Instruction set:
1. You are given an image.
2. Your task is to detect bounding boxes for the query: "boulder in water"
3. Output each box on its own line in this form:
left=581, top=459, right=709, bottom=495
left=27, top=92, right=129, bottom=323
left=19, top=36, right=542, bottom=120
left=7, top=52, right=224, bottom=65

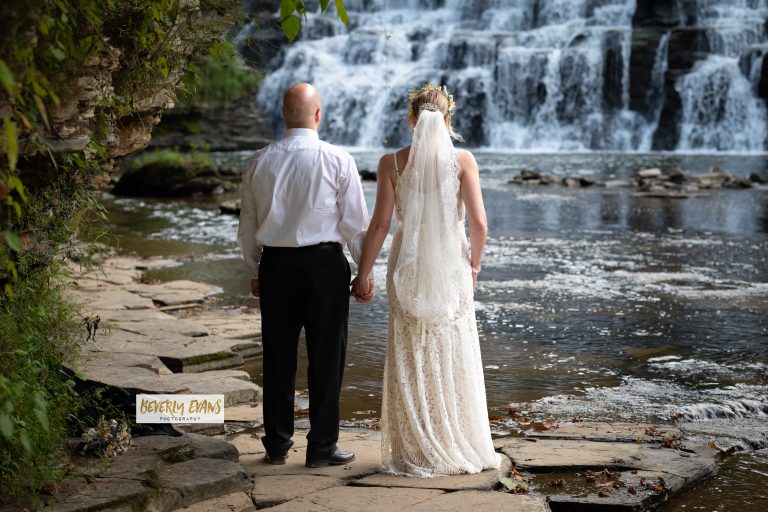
left=113, top=151, right=236, bottom=197
left=638, top=168, right=662, bottom=178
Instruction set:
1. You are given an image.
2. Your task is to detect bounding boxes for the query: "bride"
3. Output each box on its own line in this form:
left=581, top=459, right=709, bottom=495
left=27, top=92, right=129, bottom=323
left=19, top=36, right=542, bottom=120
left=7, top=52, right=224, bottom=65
left=351, top=84, right=501, bottom=477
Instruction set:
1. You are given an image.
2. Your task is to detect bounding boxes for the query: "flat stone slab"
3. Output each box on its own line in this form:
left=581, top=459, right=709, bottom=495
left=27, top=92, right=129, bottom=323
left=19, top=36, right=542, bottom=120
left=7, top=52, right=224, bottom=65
left=352, top=454, right=512, bottom=491
left=156, top=457, right=250, bottom=508
left=238, top=431, right=382, bottom=481
left=224, top=402, right=264, bottom=423
left=69, top=287, right=155, bottom=310
left=251, top=475, right=345, bottom=508
left=298, top=486, right=445, bottom=512
left=73, top=350, right=173, bottom=376
left=43, top=478, right=149, bottom=512
left=184, top=309, right=262, bottom=340
left=171, top=491, right=256, bottom=512
left=112, top=318, right=209, bottom=337
left=124, top=280, right=220, bottom=306
left=257, top=499, right=335, bottom=511
left=66, top=364, right=261, bottom=406
left=495, top=438, right=718, bottom=477
left=91, top=330, right=259, bottom=372
left=409, top=490, right=550, bottom=512
left=524, top=421, right=684, bottom=444
left=496, top=437, right=718, bottom=511
left=86, top=308, right=178, bottom=322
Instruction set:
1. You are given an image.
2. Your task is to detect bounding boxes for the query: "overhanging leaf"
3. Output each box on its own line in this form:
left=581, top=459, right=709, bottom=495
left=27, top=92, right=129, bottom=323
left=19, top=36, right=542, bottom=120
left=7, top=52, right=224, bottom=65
left=0, top=412, right=13, bottom=439
left=280, top=0, right=297, bottom=20
left=3, top=118, right=18, bottom=171
left=281, top=15, right=301, bottom=42
left=0, top=60, right=14, bottom=97
left=19, top=430, right=31, bottom=453
left=335, top=0, right=349, bottom=25
left=320, top=0, right=330, bottom=12
left=3, top=231, right=22, bottom=252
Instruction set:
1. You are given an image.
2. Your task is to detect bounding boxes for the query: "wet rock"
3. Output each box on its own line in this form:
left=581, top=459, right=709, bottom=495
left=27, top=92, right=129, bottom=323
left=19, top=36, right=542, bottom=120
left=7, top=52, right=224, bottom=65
left=749, top=172, right=767, bottom=184
left=495, top=435, right=718, bottom=511
left=520, top=169, right=541, bottom=180
left=563, top=176, right=595, bottom=188
left=604, top=179, right=632, bottom=188
left=220, top=199, right=241, bottom=215
left=668, top=166, right=687, bottom=183
left=638, top=168, right=662, bottom=178
left=360, top=170, right=378, bottom=181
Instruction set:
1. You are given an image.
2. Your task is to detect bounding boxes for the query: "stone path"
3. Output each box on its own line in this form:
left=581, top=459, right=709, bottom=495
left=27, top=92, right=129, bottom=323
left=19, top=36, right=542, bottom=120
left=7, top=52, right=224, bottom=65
left=64, top=255, right=263, bottom=407
left=32, top=254, right=723, bottom=512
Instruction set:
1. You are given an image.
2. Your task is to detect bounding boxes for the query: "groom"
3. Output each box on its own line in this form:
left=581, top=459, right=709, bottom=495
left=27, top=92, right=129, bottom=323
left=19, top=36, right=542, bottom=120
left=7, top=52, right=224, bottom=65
left=237, top=83, right=372, bottom=467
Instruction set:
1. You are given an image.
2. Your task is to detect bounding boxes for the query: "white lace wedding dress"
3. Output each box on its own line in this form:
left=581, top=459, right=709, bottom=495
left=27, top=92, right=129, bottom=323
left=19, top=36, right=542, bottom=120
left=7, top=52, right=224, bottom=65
left=380, top=113, right=501, bottom=477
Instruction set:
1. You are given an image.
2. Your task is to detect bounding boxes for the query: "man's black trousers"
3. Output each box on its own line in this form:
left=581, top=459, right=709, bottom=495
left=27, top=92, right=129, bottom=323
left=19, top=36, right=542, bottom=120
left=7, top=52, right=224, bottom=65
left=258, top=242, right=350, bottom=459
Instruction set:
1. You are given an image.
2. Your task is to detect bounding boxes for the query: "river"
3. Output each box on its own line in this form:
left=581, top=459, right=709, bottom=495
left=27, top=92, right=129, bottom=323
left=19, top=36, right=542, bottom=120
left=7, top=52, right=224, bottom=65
left=100, top=151, right=768, bottom=510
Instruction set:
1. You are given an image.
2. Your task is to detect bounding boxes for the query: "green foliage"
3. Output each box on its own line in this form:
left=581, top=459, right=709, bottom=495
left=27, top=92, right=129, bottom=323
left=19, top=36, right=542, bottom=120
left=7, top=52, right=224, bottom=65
left=178, top=40, right=262, bottom=107
left=0, top=0, right=238, bottom=502
left=122, top=149, right=213, bottom=172
left=280, top=0, right=349, bottom=42
left=0, top=262, right=84, bottom=502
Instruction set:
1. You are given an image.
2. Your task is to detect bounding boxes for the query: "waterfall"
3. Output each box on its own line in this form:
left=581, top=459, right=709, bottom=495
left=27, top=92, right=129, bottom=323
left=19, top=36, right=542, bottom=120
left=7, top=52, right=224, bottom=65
left=248, top=0, right=768, bottom=151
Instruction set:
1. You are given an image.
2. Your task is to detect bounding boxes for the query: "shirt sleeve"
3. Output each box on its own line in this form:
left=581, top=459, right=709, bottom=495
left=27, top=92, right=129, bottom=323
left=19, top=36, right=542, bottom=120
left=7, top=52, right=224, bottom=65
left=336, top=154, right=370, bottom=269
left=237, top=158, right=262, bottom=279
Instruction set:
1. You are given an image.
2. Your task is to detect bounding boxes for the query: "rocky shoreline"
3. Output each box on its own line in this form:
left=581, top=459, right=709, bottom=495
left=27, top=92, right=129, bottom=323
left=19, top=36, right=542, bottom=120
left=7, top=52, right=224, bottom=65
left=509, top=165, right=768, bottom=197
left=10, top=253, right=729, bottom=512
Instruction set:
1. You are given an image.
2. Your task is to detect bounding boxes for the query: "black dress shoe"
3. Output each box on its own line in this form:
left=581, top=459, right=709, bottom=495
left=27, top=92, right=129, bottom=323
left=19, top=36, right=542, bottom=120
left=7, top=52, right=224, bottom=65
left=264, top=452, right=287, bottom=465
left=263, top=439, right=293, bottom=465
left=305, top=448, right=355, bottom=468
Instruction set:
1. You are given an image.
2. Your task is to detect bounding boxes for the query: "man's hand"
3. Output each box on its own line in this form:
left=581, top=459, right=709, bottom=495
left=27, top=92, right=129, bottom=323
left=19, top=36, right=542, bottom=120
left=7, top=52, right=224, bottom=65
left=251, top=278, right=259, bottom=297
left=350, top=275, right=374, bottom=303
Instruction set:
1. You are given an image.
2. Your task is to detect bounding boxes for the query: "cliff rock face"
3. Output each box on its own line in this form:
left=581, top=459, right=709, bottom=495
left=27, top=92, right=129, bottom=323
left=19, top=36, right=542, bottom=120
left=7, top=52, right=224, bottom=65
left=39, top=1, right=226, bottom=164
left=149, top=93, right=273, bottom=151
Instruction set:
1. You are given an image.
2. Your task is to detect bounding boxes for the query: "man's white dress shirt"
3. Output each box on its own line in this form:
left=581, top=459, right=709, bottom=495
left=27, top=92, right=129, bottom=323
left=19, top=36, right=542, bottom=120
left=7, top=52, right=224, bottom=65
left=237, top=128, right=370, bottom=278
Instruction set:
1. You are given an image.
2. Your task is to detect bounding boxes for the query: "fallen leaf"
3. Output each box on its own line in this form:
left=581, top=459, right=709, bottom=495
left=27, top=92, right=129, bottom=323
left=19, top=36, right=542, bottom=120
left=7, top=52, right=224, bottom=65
left=598, top=489, right=611, bottom=498
left=531, top=424, right=550, bottom=432
left=586, top=475, right=596, bottom=483
left=628, top=485, right=637, bottom=494
left=548, top=479, right=565, bottom=488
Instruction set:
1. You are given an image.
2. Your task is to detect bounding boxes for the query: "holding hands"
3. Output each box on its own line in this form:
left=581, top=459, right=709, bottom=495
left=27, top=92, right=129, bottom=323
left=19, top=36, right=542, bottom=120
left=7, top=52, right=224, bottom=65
left=351, top=275, right=374, bottom=303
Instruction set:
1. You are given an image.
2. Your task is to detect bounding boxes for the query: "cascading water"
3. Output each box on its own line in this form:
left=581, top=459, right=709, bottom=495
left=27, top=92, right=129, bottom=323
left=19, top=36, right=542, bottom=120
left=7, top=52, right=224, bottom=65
left=249, top=0, right=768, bottom=151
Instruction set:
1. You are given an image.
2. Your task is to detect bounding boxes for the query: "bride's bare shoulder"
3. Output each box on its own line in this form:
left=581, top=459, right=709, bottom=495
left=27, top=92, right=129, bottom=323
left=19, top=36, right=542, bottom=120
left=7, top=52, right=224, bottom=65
left=456, top=149, right=479, bottom=177
left=378, top=146, right=410, bottom=173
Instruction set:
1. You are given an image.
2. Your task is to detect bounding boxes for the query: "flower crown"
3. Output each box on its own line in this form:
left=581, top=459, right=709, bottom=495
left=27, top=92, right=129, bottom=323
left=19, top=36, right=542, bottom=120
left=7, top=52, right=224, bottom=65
left=407, top=83, right=457, bottom=117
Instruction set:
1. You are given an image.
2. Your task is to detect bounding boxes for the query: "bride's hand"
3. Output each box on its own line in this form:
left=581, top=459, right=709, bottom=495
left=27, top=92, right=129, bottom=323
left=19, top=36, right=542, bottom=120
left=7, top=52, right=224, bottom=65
left=472, top=271, right=477, bottom=290
left=351, top=274, right=374, bottom=303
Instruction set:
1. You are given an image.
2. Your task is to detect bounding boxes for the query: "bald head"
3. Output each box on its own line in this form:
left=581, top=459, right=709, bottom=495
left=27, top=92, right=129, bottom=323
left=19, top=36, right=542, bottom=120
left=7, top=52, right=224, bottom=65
left=283, top=83, right=321, bottom=129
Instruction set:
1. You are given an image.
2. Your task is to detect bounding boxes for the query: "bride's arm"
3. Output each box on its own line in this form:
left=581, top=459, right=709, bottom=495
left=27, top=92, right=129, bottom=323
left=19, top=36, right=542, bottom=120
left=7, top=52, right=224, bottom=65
left=352, top=153, right=396, bottom=300
left=459, top=150, right=488, bottom=288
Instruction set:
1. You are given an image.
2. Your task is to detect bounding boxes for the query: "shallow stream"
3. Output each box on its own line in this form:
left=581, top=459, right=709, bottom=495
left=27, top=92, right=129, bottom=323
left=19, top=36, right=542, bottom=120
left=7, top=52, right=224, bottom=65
left=101, top=151, right=768, bottom=509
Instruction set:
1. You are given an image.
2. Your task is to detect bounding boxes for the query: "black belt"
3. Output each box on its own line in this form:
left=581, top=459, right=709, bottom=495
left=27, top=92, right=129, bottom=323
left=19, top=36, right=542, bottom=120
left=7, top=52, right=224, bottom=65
left=262, top=242, right=341, bottom=253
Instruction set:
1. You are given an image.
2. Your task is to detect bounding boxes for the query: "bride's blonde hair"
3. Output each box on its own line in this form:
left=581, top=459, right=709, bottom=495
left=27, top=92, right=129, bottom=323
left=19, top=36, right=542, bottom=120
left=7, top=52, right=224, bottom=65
left=407, top=84, right=463, bottom=141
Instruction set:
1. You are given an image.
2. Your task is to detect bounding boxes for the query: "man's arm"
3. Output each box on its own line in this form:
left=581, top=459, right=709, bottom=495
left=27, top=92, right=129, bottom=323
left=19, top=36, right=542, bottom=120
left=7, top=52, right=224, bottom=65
left=237, top=160, right=262, bottom=294
left=337, top=154, right=370, bottom=267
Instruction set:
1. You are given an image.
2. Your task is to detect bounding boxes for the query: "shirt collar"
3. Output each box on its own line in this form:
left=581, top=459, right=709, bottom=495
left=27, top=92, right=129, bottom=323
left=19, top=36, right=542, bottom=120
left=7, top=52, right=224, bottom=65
left=283, top=128, right=319, bottom=140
